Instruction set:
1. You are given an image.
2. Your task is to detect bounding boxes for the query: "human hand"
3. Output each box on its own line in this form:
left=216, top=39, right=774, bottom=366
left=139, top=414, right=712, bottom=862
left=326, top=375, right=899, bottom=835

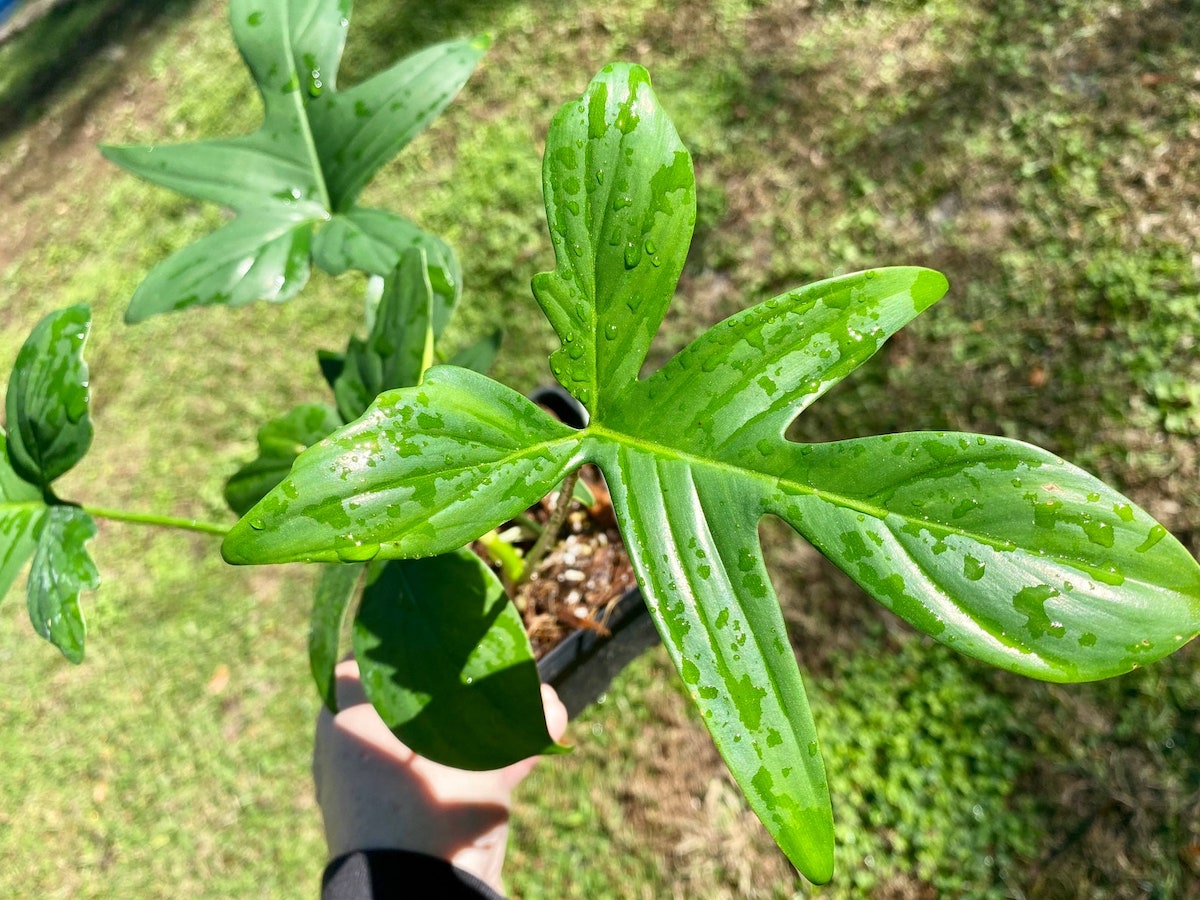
left=313, top=659, right=568, bottom=892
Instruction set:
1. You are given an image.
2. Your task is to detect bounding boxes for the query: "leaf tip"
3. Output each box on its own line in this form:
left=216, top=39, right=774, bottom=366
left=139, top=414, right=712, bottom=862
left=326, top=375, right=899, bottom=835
left=470, top=32, right=492, bottom=52
left=627, top=62, right=652, bottom=88
left=912, top=267, right=950, bottom=311
left=122, top=306, right=146, bottom=326
left=220, top=528, right=255, bottom=566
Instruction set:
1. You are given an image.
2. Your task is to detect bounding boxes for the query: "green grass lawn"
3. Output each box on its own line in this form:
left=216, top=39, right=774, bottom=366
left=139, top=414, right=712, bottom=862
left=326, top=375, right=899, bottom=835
left=1, top=0, right=1198, bottom=896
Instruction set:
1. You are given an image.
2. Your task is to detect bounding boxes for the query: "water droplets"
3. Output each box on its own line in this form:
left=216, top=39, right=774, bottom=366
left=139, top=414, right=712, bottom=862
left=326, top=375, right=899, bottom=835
left=623, top=242, right=642, bottom=269
left=335, top=541, right=380, bottom=563
left=681, top=658, right=700, bottom=685
left=1135, top=524, right=1167, bottom=553
left=303, top=54, right=324, bottom=97
left=962, top=555, right=986, bottom=581
left=952, top=497, right=980, bottom=519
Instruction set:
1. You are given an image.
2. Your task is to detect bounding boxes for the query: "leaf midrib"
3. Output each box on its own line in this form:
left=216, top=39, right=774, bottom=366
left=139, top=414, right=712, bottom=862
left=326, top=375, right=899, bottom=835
left=585, top=424, right=1045, bottom=561
left=277, top=0, right=332, bottom=211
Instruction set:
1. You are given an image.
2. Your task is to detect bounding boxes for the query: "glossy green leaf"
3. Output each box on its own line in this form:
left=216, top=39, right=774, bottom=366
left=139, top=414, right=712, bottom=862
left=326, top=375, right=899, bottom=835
left=353, top=550, right=563, bottom=771
left=597, top=443, right=832, bottom=875
left=310, top=562, right=364, bottom=712
left=223, top=366, right=582, bottom=565
left=307, top=34, right=490, bottom=211
left=530, top=63, right=695, bottom=417
left=118, top=212, right=314, bottom=322
left=771, top=434, right=1200, bottom=681
left=332, top=248, right=446, bottom=423
left=225, top=403, right=343, bottom=516
left=100, top=0, right=483, bottom=320
left=0, top=432, right=46, bottom=603
left=26, top=505, right=99, bottom=663
left=224, top=64, right=1200, bottom=882
left=5, top=305, right=93, bottom=488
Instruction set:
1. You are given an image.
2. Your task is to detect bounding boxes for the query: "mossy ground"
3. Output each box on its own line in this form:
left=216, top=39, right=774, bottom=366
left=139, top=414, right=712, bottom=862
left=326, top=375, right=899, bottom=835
left=1, top=0, right=1197, bottom=896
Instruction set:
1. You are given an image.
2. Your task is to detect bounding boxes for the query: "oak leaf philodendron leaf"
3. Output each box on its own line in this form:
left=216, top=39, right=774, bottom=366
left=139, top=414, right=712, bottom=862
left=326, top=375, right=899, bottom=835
left=101, top=0, right=482, bottom=321
left=223, top=65, right=1200, bottom=883
left=1, top=307, right=101, bottom=662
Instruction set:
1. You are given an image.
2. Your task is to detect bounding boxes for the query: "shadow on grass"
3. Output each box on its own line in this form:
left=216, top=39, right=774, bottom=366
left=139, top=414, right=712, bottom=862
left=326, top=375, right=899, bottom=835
left=0, top=0, right=201, bottom=136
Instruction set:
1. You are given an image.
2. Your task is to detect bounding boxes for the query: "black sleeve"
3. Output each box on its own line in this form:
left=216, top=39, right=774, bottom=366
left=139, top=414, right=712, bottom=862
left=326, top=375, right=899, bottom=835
left=321, top=849, right=508, bottom=900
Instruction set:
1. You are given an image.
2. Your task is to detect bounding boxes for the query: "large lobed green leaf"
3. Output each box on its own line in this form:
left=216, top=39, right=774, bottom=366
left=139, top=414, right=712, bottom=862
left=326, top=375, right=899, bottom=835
left=101, top=0, right=482, bottom=321
left=223, top=65, right=1200, bottom=883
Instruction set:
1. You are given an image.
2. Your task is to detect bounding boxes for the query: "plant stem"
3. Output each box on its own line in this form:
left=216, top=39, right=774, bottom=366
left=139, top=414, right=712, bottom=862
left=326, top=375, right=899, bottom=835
left=83, top=506, right=230, bottom=537
left=478, top=529, right=526, bottom=591
left=515, top=513, right=543, bottom=536
left=517, top=470, right=579, bottom=587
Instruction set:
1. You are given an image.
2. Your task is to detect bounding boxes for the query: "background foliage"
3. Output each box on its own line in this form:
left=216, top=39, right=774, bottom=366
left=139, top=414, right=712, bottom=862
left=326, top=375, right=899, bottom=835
left=0, top=0, right=1197, bottom=896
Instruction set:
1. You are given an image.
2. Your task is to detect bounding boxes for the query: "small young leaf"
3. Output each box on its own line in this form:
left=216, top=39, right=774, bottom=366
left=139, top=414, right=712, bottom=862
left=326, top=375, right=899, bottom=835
left=310, top=562, right=364, bottom=712
left=571, top=476, right=596, bottom=508
left=353, top=550, right=564, bottom=771
left=5, top=305, right=93, bottom=488
left=0, top=431, right=46, bottom=604
left=101, top=0, right=483, bottom=319
left=225, top=403, right=343, bottom=516
left=26, top=505, right=99, bottom=663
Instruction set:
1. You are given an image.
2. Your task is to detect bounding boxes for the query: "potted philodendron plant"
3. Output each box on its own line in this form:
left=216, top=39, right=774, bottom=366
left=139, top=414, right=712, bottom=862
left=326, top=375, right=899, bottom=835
left=222, top=63, right=1200, bottom=883
left=0, top=0, right=636, bottom=744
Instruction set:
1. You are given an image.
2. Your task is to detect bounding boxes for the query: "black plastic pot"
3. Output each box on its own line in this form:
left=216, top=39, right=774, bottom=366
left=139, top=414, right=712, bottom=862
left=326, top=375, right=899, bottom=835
left=537, top=586, right=659, bottom=718
left=527, top=385, right=659, bottom=717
